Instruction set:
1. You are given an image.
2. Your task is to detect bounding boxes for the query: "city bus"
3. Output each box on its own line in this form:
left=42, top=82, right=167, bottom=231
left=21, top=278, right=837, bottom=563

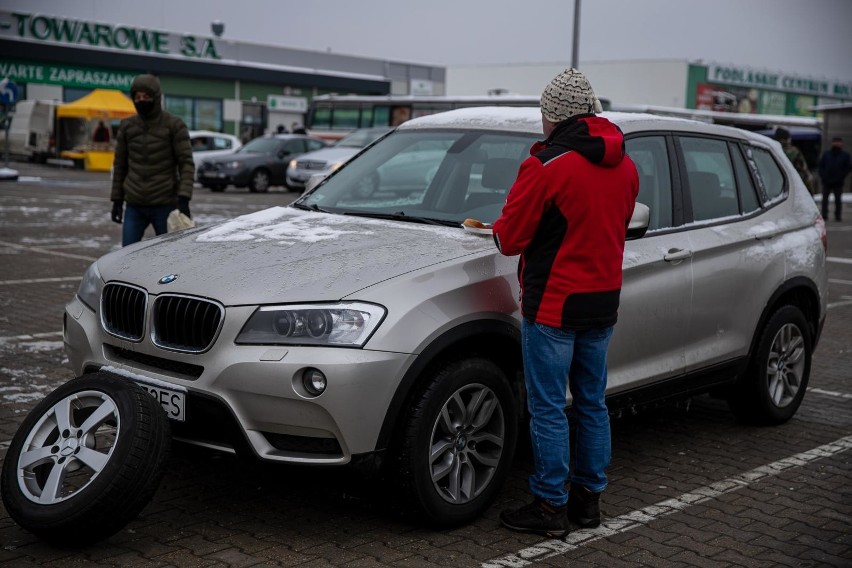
left=305, top=94, right=612, bottom=141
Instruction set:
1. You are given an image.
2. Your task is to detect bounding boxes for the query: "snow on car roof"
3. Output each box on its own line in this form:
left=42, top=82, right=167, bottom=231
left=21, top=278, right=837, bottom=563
left=397, top=106, right=758, bottom=140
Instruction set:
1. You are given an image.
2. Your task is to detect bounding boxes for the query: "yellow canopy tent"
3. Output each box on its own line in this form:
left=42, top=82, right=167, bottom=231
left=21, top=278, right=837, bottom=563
left=57, top=89, right=136, bottom=171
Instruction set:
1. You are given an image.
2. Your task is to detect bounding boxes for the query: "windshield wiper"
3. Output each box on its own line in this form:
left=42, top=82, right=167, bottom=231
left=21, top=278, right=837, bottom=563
left=292, top=202, right=330, bottom=213
left=343, top=211, right=458, bottom=227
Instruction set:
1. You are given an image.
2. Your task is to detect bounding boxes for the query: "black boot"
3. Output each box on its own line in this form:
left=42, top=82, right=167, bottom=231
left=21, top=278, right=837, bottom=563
left=500, top=497, right=569, bottom=538
left=567, top=484, right=601, bottom=528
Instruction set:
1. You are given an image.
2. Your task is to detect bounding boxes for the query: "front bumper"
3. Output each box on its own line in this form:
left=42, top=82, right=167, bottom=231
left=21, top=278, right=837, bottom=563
left=64, top=295, right=413, bottom=465
left=198, top=168, right=248, bottom=186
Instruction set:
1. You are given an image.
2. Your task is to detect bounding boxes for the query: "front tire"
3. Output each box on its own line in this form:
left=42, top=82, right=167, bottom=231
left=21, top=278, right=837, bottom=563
left=728, top=305, right=812, bottom=425
left=0, top=372, right=171, bottom=545
left=390, top=358, right=517, bottom=526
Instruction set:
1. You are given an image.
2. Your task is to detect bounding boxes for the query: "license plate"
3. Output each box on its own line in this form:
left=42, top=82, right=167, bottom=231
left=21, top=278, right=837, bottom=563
left=202, top=171, right=224, bottom=179
left=136, top=381, right=186, bottom=422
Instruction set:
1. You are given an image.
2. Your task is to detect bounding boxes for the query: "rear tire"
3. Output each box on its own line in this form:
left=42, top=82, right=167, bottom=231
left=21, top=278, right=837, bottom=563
left=0, top=371, right=171, bottom=545
left=727, top=305, right=812, bottom=425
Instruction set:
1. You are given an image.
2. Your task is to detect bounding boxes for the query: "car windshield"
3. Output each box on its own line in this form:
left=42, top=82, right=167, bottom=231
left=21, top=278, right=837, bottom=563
left=298, top=129, right=537, bottom=225
left=335, top=128, right=391, bottom=149
left=238, top=137, right=281, bottom=154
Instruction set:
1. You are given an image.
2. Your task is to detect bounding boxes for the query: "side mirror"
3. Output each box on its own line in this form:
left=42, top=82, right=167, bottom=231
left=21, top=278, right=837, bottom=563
left=278, top=150, right=290, bottom=159
left=626, top=202, right=650, bottom=240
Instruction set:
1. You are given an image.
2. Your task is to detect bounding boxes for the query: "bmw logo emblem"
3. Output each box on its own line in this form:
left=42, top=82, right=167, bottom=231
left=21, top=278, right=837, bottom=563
left=158, top=274, right=178, bottom=285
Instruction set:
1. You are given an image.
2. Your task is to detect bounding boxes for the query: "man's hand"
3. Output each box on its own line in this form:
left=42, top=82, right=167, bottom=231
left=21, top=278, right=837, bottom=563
left=111, top=200, right=123, bottom=224
left=177, top=196, right=191, bottom=218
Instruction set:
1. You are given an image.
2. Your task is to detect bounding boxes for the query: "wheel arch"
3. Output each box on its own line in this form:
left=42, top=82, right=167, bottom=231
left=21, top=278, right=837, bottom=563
left=740, top=276, right=822, bottom=383
left=375, top=319, right=523, bottom=452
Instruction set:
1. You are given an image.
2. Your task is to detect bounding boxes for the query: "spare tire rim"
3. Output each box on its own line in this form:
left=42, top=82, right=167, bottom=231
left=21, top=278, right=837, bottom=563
left=17, top=390, right=121, bottom=504
left=429, top=383, right=505, bottom=504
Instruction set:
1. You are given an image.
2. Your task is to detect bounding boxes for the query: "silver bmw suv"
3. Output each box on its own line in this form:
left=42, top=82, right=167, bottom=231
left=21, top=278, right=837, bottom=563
left=2, top=108, right=827, bottom=545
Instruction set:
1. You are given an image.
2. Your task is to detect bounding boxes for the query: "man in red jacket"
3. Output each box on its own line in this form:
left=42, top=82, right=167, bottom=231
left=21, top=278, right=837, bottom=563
left=495, top=68, right=639, bottom=538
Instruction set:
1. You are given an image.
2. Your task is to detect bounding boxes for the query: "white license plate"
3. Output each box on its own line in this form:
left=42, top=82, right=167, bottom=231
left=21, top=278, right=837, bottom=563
left=136, top=381, right=186, bottom=422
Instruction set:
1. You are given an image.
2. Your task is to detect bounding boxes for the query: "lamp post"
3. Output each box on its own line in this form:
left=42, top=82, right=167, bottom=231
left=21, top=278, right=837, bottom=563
left=571, top=0, right=581, bottom=70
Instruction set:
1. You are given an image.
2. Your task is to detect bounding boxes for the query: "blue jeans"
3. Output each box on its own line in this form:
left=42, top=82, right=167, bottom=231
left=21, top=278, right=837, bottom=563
left=122, top=204, right=173, bottom=246
left=521, top=318, right=613, bottom=506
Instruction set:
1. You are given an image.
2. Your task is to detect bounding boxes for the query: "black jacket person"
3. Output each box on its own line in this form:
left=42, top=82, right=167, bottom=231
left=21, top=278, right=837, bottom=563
left=110, top=74, right=195, bottom=246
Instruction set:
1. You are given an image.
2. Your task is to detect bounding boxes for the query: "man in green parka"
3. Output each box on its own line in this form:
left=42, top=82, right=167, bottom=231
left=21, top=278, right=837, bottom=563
left=110, top=74, right=195, bottom=246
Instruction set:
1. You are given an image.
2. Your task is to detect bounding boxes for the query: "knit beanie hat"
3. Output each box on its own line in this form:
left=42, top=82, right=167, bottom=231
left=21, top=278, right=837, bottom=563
left=540, top=68, right=603, bottom=123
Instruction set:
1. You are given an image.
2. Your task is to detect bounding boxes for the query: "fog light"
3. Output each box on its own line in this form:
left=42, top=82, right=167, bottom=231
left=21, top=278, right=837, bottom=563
left=302, top=368, right=327, bottom=396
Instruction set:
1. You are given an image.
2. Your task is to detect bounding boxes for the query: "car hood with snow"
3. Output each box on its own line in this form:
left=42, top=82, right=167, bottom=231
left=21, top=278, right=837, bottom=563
left=96, top=207, right=491, bottom=305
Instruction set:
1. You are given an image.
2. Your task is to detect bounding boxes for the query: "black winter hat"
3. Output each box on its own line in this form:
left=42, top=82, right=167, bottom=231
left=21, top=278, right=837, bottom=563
left=774, top=127, right=791, bottom=142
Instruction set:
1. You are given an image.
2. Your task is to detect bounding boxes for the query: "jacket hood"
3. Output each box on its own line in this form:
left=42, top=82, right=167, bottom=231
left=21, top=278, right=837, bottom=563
left=96, top=207, right=489, bottom=305
left=536, top=115, right=625, bottom=167
left=130, top=74, right=163, bottom=116
left=130, top=74, right=162, bottom=98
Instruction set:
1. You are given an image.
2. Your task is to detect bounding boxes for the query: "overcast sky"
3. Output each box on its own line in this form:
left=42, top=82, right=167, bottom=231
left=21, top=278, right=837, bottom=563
left=9, top=0, right=852, bottom=81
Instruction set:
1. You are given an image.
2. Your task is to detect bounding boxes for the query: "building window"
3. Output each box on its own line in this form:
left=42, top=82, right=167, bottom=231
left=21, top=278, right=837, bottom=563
left=195, top=99, right=222, bottom=131
left=165, top=96, right=223, bottom=131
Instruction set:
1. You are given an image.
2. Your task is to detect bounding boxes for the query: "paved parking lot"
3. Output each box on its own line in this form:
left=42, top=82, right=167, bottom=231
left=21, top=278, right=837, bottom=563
left=1, top=160, right=850, bottom=567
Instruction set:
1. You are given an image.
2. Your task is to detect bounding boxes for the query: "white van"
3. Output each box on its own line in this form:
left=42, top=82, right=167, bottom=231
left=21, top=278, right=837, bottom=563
left=7, top=99, right=58, bottom=162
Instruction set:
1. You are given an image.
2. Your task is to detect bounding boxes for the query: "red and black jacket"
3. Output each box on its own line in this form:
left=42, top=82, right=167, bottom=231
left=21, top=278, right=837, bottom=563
left=493, top=114, right=639, bottom=330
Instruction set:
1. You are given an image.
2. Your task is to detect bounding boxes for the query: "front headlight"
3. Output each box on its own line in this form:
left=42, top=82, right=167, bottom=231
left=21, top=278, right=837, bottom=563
left=226, top=160, right=241, bottom=169
left=288, top=159, right=297, bottom=170
left=236, top=302, right=386, bottom=347
left=76, top=261, right=103, bottom=310
left=328, top=161, right=345, bottom=173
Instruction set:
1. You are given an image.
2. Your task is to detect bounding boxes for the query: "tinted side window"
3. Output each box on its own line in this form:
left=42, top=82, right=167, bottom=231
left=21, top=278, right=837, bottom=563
left=625, top=136, right=673, bottom=231
left=283, top=140, right=306, bottom=155
left=307, top=139, right=326, bottom=152
left=191, top=136, right=211, bottom=152
left=678, top=137, right=739, bottom=222
left=730, top=144, right=760, bottom=214
left=212, top=136, right=232, bottom=150
left=748, top=146, right=785, bottom=201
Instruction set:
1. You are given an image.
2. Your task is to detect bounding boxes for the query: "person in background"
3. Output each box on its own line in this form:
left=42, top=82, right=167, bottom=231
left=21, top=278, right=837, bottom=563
left=276, top=124, right=287, bottom=134
left=818, top=137, right=852, bottom=222
left=92, top=120, right=111, bottom=145
left=492, top=68, right=639, bottom=538
left=774, top=127, right=813, bottom=192
left=110, top=74, right=194, bottom=246
left=291, top=122, right=307, bottom=134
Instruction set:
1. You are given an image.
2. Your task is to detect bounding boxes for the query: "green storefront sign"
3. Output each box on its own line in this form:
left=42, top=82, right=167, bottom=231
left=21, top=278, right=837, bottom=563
left=709, top=64, right=852, bottom=99
left=7, top=12, right=220, bottom=60
left=0, top=59, right=136, bottom=90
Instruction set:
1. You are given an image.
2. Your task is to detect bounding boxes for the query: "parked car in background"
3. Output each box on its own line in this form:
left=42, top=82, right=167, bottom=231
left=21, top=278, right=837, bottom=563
left=189, top=130, right=242, bottom=179
left=2, top=107, right=827, bottom=546
left=197, top=134, right=327, bottom=192
left=286, top=126, right=391, bottom=191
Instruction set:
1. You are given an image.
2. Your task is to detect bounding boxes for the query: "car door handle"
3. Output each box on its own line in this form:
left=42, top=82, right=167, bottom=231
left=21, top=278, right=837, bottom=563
left=664, top=248, right=693, bottom=262
left=753, top=230, right=779, bottom=241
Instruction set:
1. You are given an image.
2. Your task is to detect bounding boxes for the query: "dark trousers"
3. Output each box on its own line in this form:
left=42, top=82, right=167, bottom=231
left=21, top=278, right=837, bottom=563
left=821, top=184, right=844, bottom=221
left=122, top=204, right=172, bottom=246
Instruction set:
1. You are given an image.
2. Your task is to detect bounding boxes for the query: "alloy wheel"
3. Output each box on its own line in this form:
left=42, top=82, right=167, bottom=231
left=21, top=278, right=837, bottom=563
left=16, top=390, right=120, bottom=504
left=766, top=323, right=806, bottom=408
left=428, top=383, right=505, bottom=504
